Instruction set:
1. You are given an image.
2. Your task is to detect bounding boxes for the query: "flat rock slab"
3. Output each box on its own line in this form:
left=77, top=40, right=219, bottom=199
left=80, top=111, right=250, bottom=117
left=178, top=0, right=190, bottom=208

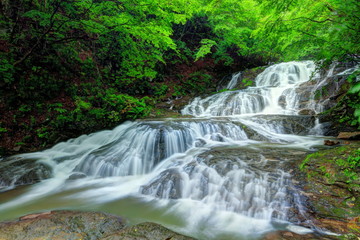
left=262, top=230, right=337, bottom=240
left=337, top=132, right=360, bottom=140
left=102, top=222, right=195, bottom=240
left=0, top=211, right=194, bottom=240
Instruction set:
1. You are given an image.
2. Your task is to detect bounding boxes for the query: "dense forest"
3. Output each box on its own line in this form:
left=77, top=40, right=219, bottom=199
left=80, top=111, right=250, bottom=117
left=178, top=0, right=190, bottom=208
left=0, top=0, right=359, bottom=154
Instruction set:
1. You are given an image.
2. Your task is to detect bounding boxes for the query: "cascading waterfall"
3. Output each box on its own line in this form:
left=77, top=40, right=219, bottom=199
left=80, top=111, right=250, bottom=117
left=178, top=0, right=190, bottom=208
left=1, top=61, right=352, bottom=240
left=226, top=72, right=242, bottom=89
left=182, top=61, right=316, bottom=116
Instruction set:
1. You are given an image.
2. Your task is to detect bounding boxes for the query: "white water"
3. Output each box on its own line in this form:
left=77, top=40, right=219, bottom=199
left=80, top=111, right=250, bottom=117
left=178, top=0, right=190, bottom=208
left=182, top=61, right=317, bottom=116
left=0, top=61, right=348, bottom=239
left=226, top=72, right=242, bottom=89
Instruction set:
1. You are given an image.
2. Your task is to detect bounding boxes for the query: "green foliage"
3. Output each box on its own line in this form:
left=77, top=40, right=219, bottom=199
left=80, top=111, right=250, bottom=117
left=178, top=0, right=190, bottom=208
left=348, top=70, right=360, bottom=126
left=75, top=99, right=92, bottom=110
left=153, top=83, right=169, bottom=97
left=301, top=145, right=360, bottom=186
left=241, top=78, right=254, bottom=87
left=204, top=0, right=261, bottom=56
left=336, top=149, right=360, bottom=183
left=195, top=39, right=217, bottom=61
left=254, top=0, right=360, bottom=62
left=36, top=127, right=50, bottom=139
left=50, top=87, right=152, bottom=132
left=172, top=85, right=185, bottom=97
left=19, top=105, right=32, bottom=113
left=216, top=88, right=231, bottom=94
left=0, top=58, right=14, bottom=84
left=324, top=70, right=360, bottom=129
left=1, top=0, right=359, bottom=153
left=183, top=71, right=212, bottom=94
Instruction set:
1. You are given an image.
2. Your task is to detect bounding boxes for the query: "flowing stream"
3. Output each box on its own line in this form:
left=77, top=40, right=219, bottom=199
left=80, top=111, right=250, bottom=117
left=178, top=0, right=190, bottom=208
left=0, top=61, right=350, bottom=239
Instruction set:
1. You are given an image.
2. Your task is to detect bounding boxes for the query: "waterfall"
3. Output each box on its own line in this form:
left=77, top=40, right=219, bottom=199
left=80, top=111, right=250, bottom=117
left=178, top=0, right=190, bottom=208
left=1, top=61, right=354, bottom=240
left=182, top=61, right=316, bottom=116
left=226, top=72, right=242, bottom=89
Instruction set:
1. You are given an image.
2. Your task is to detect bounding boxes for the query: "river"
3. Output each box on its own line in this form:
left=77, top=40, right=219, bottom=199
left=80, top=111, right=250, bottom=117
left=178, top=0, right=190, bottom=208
left=0, top=61, right=353, bottom=239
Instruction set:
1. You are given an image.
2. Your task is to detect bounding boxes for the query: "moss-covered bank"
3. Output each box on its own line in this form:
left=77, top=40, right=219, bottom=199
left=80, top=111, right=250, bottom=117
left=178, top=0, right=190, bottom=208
left=299, top=142, right=360, bottom=237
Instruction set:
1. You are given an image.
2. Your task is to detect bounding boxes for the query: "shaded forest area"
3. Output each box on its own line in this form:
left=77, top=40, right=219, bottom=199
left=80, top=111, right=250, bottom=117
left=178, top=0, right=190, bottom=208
left=0, top=0, right=359, bottom=155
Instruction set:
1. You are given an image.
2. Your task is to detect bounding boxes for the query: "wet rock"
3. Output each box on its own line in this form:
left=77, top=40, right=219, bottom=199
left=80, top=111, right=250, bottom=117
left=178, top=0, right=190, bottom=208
left=67, top=172, right=87, bottom=180
left=262, top=230, right=334, bottom=240
left=298, top=109, right=316, bottom=115
left=242, top=125, right=270, bottom=141
left=0, top=156, right=52, bottom=190
left=324, top=140, right=340, bottom=146
left=295, top=142, right=360, bottom=236
left=12, top=146, right=21, bottom=152
left=141, top=169, right=183, bottom=199
left=278, top=95, right=287, bottom=109
left=337, top=132, right=360, bottom=140
left=0, top=210, right=126, bottom=240
left=195, top=139, right=207, bottom=147
left=102, top=222, right=194, bottom=240
left=0, top=211, right=194, bottom=240
left=248, top=115, right=317, bottom=135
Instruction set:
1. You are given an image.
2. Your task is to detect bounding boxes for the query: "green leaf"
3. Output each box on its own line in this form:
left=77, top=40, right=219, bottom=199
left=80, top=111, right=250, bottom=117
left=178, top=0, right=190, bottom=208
left=194, top=39, right=217, bottom=61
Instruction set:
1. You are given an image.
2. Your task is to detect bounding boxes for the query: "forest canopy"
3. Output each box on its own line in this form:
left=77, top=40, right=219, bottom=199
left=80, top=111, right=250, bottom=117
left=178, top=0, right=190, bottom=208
left=1, top=0, right=358, bottom=81
left=0, top=0, right=359, bottom=153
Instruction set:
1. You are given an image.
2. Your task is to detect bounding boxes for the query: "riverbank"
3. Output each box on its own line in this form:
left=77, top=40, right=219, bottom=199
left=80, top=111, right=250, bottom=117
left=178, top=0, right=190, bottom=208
left=0, top=61, right=359, bottom=240
left=297, top=141, right=360, bottom=238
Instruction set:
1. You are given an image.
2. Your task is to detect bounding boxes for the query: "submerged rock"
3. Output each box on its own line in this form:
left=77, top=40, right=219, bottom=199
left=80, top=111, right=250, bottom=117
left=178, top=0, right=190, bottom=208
left=0, top=156, right=52, bottom=191
left=0, top=211, right=194, bottom=240
left=141, top=168, right=183, bottom=199
left=247, top=115, right=317, bottom=136
left=67, top=172, right=87, bottom=180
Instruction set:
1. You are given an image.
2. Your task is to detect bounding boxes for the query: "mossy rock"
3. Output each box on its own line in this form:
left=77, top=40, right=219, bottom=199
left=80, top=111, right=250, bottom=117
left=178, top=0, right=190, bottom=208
left=299, top=142, right=360, bottom=236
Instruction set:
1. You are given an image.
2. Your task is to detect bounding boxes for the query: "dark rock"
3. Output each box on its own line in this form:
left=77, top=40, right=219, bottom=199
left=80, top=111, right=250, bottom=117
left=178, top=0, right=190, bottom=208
left=324, top=140, right=340, bottom=146
left=278, top=95, right=287, bottom=109
left=0, top=156, right=52, bottom=190
left=141, top=168, right=183, bottom=199
left=298, top=109, right=316, bottom=115
left=67, top=172, right=87, bottom=180
left=247, top=115, right=317, bottom=135
left=12, top=146, right=21, bottom=152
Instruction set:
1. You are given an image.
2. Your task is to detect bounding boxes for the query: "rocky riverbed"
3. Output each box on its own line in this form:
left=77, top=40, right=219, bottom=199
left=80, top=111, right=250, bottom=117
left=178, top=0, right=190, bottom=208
left=0, top=141, right=358, bottom=240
